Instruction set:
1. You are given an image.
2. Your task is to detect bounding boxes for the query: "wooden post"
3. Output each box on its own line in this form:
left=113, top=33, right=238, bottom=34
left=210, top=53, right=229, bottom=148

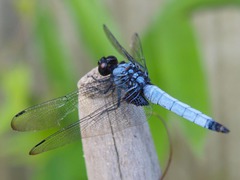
left=78, top=67, right=161, bottom=180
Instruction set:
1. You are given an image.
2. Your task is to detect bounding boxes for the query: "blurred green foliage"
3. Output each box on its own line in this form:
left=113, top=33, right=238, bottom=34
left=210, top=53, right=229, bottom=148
left=2, top=0, right=238, bottom=179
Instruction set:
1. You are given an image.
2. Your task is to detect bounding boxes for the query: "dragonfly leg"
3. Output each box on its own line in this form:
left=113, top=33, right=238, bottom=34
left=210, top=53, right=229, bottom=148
left=90, top=75, right=111, bottom=83
left=103, top=83, right=116, bottom=94
left=116, top=88, right=122, bottom=108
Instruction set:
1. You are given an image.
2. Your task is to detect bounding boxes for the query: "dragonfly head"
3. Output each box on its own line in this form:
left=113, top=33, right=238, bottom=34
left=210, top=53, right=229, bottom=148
left=98, top=56, right=118, bottom=76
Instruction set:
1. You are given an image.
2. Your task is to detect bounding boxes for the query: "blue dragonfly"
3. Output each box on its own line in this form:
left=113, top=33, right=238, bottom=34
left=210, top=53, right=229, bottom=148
left=11, top=25, right=229, bottom=155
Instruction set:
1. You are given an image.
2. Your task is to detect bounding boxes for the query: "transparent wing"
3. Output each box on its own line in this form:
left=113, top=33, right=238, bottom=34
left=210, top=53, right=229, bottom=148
left=130, top=33, right=148, bottom=74
left=11, top=75, right=108, bottom=132
left=103, top=25, right=135, bottom=63
left=11, top=90, right=79, bottom=131
left=29, top=100, right=119, bottom=155
left=30, top=97, right=147, bottom=155
left=29, top=121, right=81, bottom=155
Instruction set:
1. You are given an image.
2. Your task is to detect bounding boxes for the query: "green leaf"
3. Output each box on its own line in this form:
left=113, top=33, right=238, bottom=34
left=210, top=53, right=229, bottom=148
left=143, top=1, right=210, bottom=156
left=34, top=3, right=76, bottom=92
left=64, top=0, right=121, bottom=60
left=0, top=65, right=31, bottom=135
left=143, top=0, right=240, bottom=156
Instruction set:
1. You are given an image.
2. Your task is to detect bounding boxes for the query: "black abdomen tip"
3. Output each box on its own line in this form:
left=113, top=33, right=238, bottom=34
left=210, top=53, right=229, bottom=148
left=219, top=126, right=230, bottom=133
left=207, top=121, right=230, bottom=133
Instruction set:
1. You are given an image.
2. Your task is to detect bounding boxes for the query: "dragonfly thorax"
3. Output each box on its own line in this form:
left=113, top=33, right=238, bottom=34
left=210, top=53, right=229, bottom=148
left=112, top=62, right=150, bottom=90
left=112, top=62, right=150, bottom=106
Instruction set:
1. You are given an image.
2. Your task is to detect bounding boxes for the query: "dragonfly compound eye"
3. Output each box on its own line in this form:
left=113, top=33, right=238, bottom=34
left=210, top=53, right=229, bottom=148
left=98, top=56, right=118, bottom=76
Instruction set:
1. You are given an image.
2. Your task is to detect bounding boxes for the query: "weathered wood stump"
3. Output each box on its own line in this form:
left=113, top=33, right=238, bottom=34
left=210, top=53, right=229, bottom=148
left=78, top=67, right=161, bottom=180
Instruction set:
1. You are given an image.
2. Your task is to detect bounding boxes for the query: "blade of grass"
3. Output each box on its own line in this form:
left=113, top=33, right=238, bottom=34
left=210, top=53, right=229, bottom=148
left=144, top=1, right=210, bottom=156
left=34, top=3, right=76, bottom=92
left=144, top=0, right=240, bottom=156
left=64, top=0, right=120, bottom=60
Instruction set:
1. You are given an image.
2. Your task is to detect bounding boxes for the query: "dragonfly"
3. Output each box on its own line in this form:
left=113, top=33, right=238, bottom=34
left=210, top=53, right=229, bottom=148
left=11, top=25, right=229, bottom=155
